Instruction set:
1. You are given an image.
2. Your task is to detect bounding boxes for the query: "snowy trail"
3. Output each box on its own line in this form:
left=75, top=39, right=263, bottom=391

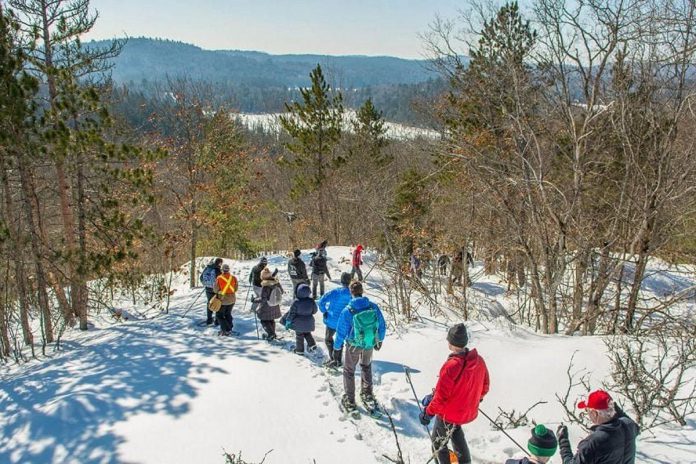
left=1, top=246, right=695, bottom=464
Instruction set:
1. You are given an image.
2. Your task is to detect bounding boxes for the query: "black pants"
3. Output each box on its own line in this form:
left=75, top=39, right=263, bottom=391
left=261, top=320, right=276, bottom=338
left=325, top=327, right=343, bottom=362
left=295, top=332, right=316, bottom=352
left=432, top=416, right=471, bottom=464
left=351, top=265, right=363, bottom=281
left=217, top=304, right=234, bottom=333
left=205, top=288, right=216, bottom=323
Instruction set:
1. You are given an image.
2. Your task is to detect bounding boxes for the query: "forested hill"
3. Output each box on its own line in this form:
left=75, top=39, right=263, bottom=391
left=92, top=37, right=438, bottom=87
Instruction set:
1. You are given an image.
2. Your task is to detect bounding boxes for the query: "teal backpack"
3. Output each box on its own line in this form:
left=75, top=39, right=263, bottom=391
left=350, top=305, right=379, bottom=349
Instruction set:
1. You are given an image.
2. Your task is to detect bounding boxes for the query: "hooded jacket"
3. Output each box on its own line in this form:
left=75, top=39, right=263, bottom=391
left=287, top=257, right=308, bottom=280
left=281, top=284, right=317, bottom=333
left=318, top=286, right=352, bottom=330
left=333, top=296, right=386, bottom=350
left=257, top=278, right=283, bottom=320
left=559, top=407, right=639, bottom=464
left=425, top=349, right=490, bottom=425
left=352, top=245, right=363, bottom=267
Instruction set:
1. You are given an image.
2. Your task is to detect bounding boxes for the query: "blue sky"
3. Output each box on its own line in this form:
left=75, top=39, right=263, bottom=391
left=84, top=0, right=464, bottom=58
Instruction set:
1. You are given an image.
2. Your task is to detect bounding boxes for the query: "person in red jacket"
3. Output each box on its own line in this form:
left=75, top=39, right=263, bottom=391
left=351, top=244, right=364, bottom=281
left=419, top=323, right=490, bottom=464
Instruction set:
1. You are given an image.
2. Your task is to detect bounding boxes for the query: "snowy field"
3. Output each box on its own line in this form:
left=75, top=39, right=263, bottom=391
left=1, top=247, right=694, bottom=464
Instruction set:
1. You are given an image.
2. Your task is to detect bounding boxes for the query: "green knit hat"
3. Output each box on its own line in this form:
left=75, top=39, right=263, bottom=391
left=527, top=424, right=558, bottom=457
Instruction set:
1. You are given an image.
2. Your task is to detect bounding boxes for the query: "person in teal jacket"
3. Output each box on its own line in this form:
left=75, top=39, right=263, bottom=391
left=334, top=281, right=386, bottom=412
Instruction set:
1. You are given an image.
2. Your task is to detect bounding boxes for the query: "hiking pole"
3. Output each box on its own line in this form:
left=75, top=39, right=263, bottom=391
left=181, top=288, right=206, bottom=318
left=478, top=408, right=530, bottom=456
left=403, top=366, right=432, bottom=439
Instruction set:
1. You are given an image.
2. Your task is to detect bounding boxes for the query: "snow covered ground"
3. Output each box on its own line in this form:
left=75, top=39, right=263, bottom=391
left=1, top=247, right=694, bottom=464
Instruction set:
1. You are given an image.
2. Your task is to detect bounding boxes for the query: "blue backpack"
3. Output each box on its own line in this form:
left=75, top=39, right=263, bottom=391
left=200, top=266, right=217, bottom=288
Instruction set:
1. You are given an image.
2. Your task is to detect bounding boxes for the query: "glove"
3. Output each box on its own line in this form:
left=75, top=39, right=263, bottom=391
left=421, top=394, right=433, bottom=408
left=323, top=312, right=328, bottom=321
left=557, top=425, right=568, bottom=441
left=419, top=410, right=433, bottom=426
left=374, top=341, right=382, bottom=351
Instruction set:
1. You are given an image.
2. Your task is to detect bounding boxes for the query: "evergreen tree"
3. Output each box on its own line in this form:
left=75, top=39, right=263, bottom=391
left=279, top=64, right=343, bottom=230
left=351, top=98, right=390, bottom=166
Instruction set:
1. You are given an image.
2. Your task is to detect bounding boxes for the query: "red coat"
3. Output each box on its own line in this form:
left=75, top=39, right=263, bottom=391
left=426, top=348, right=490, bottom=425
left=352, top=246, right=363, bottom=267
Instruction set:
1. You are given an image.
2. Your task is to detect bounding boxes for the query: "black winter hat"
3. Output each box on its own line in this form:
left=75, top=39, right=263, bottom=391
left=259, top=256, right=268, bottom=264
left=447, top=323, right=468, bottom=347
left=340, top=272, right=352, bottom=286
left=527, top=424, right=558, bottom=457
left=293, top=249, right=301, bottom=258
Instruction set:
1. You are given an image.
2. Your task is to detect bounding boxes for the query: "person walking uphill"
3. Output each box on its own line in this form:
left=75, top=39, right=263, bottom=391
left=256, top=267, right=284, bottom=341
left=200, top=258, right=223, bottom=325
left=287, top=249, right=309, bottom=296
left=557, top=390, right=639, bottom=464
left=248, top=256, right=267, bottom=313
left=351, top=244, right=364, bottom=282
left=334, top=281, right=386, bottom=414
left=420, top=323, right=490, bottom=464
left=309, top=251, right=331, bottom=299
left=280, top=283, right=317, bottom=354
left=213, top=264, right=238, bottom=336
left=318, top=272, right=353, bottom=367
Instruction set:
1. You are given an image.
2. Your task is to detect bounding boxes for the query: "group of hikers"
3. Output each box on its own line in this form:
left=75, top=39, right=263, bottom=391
left=198, top=242, right=639, bottom=464
left=410, top=247, right=475, bottom=289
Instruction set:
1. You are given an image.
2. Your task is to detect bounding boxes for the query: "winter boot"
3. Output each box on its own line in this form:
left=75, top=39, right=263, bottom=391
left=341, top=395, right=357, bottom=412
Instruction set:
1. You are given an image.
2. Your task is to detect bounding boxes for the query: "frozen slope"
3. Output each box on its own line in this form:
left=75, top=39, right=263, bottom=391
left=1, top=246, right=694, bottom=463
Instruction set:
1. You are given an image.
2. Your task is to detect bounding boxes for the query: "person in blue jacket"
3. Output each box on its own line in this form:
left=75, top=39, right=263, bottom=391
left=318, top=272, right=353, bottom=367
left=334, top=280, right=386, bottom=412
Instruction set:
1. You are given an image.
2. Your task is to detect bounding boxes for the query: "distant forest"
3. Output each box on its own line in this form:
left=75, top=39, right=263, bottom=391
left=93, top=37, right=447, bottom=126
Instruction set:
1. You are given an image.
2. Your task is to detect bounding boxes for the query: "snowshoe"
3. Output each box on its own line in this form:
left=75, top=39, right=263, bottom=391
left=340, top=395, right=360, bottom=419
left=360, top=392, right=382, bottom=419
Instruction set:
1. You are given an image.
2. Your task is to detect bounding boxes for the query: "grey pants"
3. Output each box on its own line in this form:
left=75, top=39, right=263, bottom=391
left=291, top=278, right=309, bottom=297
left=311, top=273, right=326, bottom=298
left=343, top=345, right=373, bottom=401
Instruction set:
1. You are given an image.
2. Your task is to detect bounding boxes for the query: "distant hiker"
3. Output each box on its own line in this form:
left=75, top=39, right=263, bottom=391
left=248, top=256, right=268, bottom=313
left=351, top=244, right=364, bottom=281
left=200, top=257, right=223, bottom=325
left=280, top=283, right=318, bottom=355
left=316, top=239, right=328, bottom=258
left=318, top=272, right=353, bottom=367
left=287, top=249, right=309, bottom=296
left=419, top=323, right=490, bottom=464
left=334, top=281, right=386, bottom=413
left=213, top=264, right=238, bottom=336
left=410, top=249, right=422, bottom=278
left=256, top=267, right=284, bottom=341
left=437, top=254, right=450, bottom=276
left=505, top=424, right=558, bottom=464
left=557, top=390, right=639, bottom=464
left=309, top=251, right=331, bottom=299
left=450, top=250, right=466, bottom=288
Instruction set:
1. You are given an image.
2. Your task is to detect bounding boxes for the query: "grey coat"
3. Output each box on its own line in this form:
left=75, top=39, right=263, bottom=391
left=257, top=278, right=283, bottom=321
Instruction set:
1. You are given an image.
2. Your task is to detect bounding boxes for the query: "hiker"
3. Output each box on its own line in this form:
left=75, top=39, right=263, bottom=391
left=256, top=267, right=284, bottom=341
left=419, top=323, right=490, bottom=464
left=450, top=251, right=464, bottom=287
left=287, top=249, right=309, bottom=296
left=200, top=257, right=223, bottom=325
left=213, top=264, right=238, bottom=336
left=410, top=249, right=422, bottom=278
left=351, top=244, right=364, bottom=281
left=309, top=251, right=331, bottom=299
left=437, top=254, right=450, bottom=276
left=557, top=390, right=639, bottom=464
left=248, top=256, right=267, bottom=313
left=505, top=424, right=558, bottom=464
left=334, top=281, right=386, bottom=413
left=316, top=239, right=328, bottom=258
left=280, top=283, right=318, bottom=355
left=318, top=272, right=353, bottom=367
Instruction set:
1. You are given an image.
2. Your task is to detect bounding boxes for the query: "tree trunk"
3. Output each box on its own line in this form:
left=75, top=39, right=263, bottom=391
left=567, top=251, right=588, bottom=335
left=189, top=223, right=198, bottom=288
left=75, top=159, right=89, bottom=330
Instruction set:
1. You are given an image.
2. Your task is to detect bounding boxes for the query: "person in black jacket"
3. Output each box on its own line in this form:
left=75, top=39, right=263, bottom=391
left=280, top=283, right=317, bottom=354
left=287, top=249, right=309, bottom=297
left=248, top=256, right=267, bottom=313
left=557, top=389, right=639, bottom=464
left=309, top=251, right=331, bottom=299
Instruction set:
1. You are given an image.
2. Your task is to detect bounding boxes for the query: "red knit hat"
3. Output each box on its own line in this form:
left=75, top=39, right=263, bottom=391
left=578, top=390, right=613, bottom=410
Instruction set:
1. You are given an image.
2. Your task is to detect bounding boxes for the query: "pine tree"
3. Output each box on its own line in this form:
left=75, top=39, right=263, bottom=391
left=351, top=98, right=390, bottom=166
left=279, top=64, right=343, bottom=229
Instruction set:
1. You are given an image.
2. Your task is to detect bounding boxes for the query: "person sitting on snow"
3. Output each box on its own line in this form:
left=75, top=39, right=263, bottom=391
left=557, top=390, right=639, bottom=464
left=505, top=424, right=558, bottom=464
left=419, top=323, right=490, bottom=464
